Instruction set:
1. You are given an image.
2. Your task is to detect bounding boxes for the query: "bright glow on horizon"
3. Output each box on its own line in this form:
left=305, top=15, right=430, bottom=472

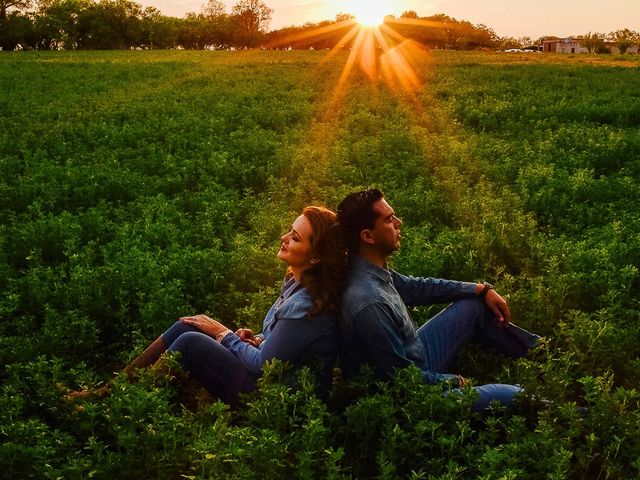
left=342, top=0, right=391, bottom=27
left=307, top=18, right=427, bottom=105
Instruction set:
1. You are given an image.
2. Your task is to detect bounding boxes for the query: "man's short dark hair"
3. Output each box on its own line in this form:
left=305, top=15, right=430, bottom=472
left=337, top=188, right=384, bottom=254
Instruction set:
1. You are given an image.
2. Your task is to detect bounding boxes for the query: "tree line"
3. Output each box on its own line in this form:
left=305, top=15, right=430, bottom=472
left=0, top=0, right=273, bottom=50
left=264, top=12, right=498, bottom=51
left=1, top=0, right=639, bottom=53
left=0, top=1, right=522, bottom=52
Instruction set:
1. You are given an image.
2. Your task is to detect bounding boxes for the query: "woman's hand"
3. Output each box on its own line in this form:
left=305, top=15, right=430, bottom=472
left=180, top=314, right=228, bottom=337
left=235, top=328, right=263, bottom=347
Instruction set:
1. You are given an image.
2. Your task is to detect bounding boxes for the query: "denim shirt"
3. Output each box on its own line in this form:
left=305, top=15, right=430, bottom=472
left=339, top=256, right=478, bottom=385
left=222, top=277, right=337, bottom=397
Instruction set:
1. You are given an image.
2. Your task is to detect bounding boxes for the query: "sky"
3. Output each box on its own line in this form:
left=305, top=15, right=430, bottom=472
left=139, top=0, right=640, bottom=39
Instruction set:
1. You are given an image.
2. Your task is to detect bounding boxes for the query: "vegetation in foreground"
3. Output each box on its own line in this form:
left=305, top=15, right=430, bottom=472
left=1, top=50, right=640, bottom=478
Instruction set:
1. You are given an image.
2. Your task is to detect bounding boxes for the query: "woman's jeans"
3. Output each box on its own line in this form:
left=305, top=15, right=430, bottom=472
left=162, top=321, right=256, bottom=404
left=418, top=298, right=540, bottom=411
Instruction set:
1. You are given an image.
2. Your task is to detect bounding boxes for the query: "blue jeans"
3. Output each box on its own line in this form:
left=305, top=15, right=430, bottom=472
left=162, top=321, right=256, bottom=404
left=418, top=298, right=540, bottom=411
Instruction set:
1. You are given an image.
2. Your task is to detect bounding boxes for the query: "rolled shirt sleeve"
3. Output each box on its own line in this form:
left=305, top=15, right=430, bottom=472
left=391, top=270, right=478, bottom=307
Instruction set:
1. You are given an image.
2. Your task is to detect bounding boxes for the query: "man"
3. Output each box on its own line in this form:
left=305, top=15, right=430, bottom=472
left=337, top=189, right=539, bottom=410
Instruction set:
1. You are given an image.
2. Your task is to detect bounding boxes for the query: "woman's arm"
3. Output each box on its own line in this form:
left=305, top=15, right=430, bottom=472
left=222, top=313, right=334, bottom=375
left=179, top=315, right=230, bottom=338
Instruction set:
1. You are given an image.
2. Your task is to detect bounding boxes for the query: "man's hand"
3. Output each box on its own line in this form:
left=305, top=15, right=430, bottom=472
left=484, top=289, right=511, bottom=326
left=180, top=314, right=228, bottom=337
left=235, top=328, right=263, bottom=347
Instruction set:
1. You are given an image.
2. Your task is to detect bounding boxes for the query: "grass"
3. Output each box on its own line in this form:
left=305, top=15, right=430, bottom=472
left=1, top=49, right=639, bottom=479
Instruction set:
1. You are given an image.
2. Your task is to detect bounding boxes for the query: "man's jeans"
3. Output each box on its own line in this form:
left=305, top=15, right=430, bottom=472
left=418, top=298, right=540, bottom=411
left=162, top=321, right=256, bottom=404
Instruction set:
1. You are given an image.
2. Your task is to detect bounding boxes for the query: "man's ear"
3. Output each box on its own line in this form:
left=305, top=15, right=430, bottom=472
left=360, top=229, right=375, bottom=245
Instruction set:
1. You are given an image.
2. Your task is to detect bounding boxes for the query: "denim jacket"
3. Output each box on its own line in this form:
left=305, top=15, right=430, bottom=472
left=222, top=277, right=337, bottom=397
left=339, top=256, right=478, bottom=385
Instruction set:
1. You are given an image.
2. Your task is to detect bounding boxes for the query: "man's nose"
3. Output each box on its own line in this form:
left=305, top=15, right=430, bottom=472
left=393, top=215, right=402, bottom=226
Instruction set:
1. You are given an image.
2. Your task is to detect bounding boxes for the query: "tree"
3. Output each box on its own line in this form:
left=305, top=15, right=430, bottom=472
left=231, top=0, right=272, bottom=47
left=34, top=0, right=89, bottom=50
left=201, top=0, right=224, bottom=19
left=73, top=0, right=143, bottom=49
left=139, top=6, right=178, bottom=49
left=335, top=12, right=354, bottom=23
left=0, top=0, right=31, bottom=20
left=0, top=11, right=36, bottom=49
left=610, top=28, right=639, bottom=54
left=400, top=10, right=418, bottom=19
left=581, top=31, right=606, bottom=54
left=517, top=36, right=533, bottom=48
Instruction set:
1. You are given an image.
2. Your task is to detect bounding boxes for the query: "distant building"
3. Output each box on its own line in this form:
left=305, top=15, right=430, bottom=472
left=542, top=38, right=587, bottom=53
left=605, top=43, right=639, bottom=55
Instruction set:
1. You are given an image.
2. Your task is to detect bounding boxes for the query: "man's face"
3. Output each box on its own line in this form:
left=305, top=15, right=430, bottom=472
left=367, top=198, right=402, bottom=256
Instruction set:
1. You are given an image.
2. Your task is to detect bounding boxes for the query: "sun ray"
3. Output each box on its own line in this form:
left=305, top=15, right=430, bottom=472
left=318, top=23, right=361, bottom=66
left=334, top=26, right=367, bottom=96
left=265, top=20, right=356, bottom=49
left=287, top=12, right=436, bottom=113
left=378, top=24, right=422, bottom=93
left=359, top=28, right=377, bottom=80
left=379, top=22, right=406, bottom=43
left=387, top=17, right=449, bottom=29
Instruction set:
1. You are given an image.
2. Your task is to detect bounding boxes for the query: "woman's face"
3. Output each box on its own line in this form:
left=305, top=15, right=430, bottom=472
left=277, top=214, right=315, bottom=273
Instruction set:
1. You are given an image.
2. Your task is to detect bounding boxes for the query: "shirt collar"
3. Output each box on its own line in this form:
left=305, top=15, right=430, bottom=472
left=281, top=276, right=303, bottom=299
left=351, top=255, right=393, bottom=284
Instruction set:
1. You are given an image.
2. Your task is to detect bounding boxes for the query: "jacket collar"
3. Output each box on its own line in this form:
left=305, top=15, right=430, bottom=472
left=281, top=275, right=303, bottom=299
left=351, top=255, right=393, bottom=284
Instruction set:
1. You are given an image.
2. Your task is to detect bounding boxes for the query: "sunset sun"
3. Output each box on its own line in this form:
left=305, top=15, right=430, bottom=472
left=344, top=1, right=390, bottom=27
left=269, top=0, right=426, bottom=99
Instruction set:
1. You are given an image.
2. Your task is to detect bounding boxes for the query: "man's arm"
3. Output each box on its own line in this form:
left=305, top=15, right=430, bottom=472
left=391, top=270, right=478, bottom=306
left=475, top=283, right=512, bottom=325
left=392, top=271, right=512, bottom=325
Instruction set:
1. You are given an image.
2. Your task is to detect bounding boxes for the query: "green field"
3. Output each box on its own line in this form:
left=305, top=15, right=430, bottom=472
left=1, top=50, right=640, bottom=479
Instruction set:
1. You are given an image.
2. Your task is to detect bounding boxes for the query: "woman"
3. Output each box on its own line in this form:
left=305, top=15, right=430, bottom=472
left=114, top=205, right=345, bottom=404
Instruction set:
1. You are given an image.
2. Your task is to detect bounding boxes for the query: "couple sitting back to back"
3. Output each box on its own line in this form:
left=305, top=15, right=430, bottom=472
left=109, top=189, right=539, bottom=410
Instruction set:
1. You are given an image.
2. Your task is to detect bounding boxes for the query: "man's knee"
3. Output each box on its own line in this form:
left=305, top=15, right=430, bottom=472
left=449, top=297, right=487, bottom=319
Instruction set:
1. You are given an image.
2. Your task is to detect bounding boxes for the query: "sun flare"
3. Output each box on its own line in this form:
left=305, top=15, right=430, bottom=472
left=344, top=0, right=390, bottom=27
left=270, top=1, right=426, bottom=100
